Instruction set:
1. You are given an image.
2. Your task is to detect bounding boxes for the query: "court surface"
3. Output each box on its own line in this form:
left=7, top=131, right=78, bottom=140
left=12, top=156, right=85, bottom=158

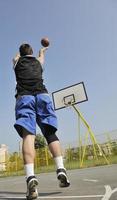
left=0, top=164, right=117, bottom=200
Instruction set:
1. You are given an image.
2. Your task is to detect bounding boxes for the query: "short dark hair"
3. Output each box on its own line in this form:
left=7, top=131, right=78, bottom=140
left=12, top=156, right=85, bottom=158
left=19, top=43, right=33, bottom=56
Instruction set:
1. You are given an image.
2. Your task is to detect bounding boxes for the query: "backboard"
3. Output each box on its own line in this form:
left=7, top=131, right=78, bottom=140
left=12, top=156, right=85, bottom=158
left=52, top=82, right=88, bottom=110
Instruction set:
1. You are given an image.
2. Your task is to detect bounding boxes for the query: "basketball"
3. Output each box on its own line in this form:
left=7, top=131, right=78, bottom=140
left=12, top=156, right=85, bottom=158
left=41, top=37, right=50, bottom=47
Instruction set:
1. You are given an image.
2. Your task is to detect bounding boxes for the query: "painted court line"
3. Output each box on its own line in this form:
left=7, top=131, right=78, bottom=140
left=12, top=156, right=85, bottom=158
left=1, top=185, right=117, bottom=199
left=101, top=185, right=117, bottom=200
left=83, top=178, right=99, bottom=182
left=38, top=195, right=103, bottom=199
left=1, top=195, right=103, bottom=199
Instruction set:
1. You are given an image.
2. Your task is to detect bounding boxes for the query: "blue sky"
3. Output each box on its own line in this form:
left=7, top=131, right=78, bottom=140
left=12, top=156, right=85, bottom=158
left=0, top=0, right=117, bottom=152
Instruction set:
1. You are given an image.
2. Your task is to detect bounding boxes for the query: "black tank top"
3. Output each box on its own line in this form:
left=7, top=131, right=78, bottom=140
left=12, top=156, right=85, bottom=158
left=14, top=56, right=48, bottom=97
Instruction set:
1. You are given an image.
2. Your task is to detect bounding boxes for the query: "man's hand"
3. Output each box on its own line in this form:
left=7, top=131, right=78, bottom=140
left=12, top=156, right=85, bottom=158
left=39, top=47, right=48, bottom=54
left=37, top=47, right=49, bottom=65
left=13, top=53, right=20, bottom=65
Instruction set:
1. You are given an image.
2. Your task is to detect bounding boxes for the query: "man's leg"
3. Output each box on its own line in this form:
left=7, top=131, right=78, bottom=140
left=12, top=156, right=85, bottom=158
left=48, top=140, right=64, bottom=168
left=22, top=130, right=38, bottom=200
left=36, top=94, right=70, bottom=187
left=22, top=132, right=35, bottom=166
left=14, top=95, right=38, bottom=199
left=48, top=140, right=70, bottom=187
left=40, top=124, right=70, bottom=188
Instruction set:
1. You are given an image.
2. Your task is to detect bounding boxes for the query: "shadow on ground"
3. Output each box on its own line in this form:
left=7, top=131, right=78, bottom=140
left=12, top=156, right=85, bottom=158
left=0, top=191, right=62, bottom=199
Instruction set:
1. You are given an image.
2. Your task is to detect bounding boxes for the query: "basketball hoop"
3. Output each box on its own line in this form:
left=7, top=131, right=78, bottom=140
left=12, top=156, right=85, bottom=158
left=52, top=82, right=88, bottom=110
left=63, top=94, right=75, bottom=107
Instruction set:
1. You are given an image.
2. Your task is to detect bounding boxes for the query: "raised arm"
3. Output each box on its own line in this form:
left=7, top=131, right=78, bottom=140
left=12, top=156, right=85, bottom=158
left=12, top=53, right=20, bottom=66
left=37, top=47, right=48, bottom=65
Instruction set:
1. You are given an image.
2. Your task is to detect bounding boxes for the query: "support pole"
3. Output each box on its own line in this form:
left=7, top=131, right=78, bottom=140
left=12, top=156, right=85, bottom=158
left=71, top=104, right=109, bottom=166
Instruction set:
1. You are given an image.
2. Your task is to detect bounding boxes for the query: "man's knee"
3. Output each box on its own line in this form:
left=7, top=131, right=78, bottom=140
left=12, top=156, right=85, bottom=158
left=45, top=133, right=59, bottom=144
left=43, top=124, right=59, bottom=144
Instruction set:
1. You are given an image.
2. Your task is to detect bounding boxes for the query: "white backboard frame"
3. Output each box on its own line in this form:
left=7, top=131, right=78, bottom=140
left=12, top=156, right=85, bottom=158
left=52, top=82, right=88, bottom=110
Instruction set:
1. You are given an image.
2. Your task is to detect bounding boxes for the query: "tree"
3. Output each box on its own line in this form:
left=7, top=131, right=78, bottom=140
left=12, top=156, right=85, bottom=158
left=35, top=134, right=46, bottom=149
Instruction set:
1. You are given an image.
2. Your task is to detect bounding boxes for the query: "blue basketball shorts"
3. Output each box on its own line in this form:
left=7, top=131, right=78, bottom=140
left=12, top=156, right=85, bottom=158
left=14, top=94, right=58, bottom=137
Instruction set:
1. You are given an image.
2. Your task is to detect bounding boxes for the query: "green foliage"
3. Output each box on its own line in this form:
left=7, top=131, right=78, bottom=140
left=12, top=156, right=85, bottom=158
left=111, top=141, right=117, bottom=155
left=35, top=134, right=46, bottom=149
left=65, top=147, right=79, bottom=161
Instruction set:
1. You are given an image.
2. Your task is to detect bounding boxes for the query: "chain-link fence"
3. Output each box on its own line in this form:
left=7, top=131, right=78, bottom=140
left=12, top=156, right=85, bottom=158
left=0, top=129, right=117, bottom=177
